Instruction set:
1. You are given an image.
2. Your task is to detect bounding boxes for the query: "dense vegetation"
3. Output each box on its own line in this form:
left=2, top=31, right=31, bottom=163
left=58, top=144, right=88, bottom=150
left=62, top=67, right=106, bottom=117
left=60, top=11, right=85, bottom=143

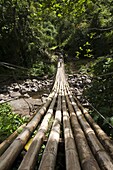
left=81, top=57, right=113, bottom=136
left=0, top=0, right=113, bottom=138
left=1, top=0, right=113, bottom=66
left=0, top=103, right=27, bottom=142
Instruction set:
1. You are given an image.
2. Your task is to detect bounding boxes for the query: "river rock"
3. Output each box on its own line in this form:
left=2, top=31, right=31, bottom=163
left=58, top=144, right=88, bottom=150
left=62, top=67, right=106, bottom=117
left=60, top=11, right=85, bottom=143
left=42, top=93, right=48, bottom=97
left=31, top=88, right=38, bottom=92
left=86, top=78, right=91, bottom=84
left=9, top=98, right=43, bottom=116
left=9, top=91, right=21, bottom=98
left=32, top=79, right=38, bottom=83
left=23, top=93, right=30, bottom=98
left=14, top=85, right=20, bottom=91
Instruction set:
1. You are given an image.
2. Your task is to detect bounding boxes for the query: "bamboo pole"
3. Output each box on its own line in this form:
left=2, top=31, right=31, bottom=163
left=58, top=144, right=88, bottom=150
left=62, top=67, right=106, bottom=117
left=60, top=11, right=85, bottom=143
left=60, top=61, right=99, bottom=170
left=65, top=91, right=100, bottom=170
left=18, top=60, right=62, bottom=170
left=0, top=90, right=55, bottom=170
left=74, top=97, right=113, bottom=159
left=68, top=89, right=113, bottom=170
left=18, top=91, right=58, bottom=170
left=38, top=94, right=62, bottom=170
left=0, top=124, right=26, bottom=156
left=38, top=64, right=63, bottom=170
left=62, top=94, right=81, bottom=170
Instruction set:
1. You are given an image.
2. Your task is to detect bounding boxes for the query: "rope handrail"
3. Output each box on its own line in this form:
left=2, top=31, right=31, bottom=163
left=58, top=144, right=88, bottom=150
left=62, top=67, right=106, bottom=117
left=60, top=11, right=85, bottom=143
left=82, top=95, right=113, bottom=129
left=0, top=62, right=29, bottom=70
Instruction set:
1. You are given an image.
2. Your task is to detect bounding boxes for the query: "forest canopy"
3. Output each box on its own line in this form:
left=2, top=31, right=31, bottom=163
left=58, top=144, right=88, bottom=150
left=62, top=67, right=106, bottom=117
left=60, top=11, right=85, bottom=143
left=0, top=0, right=113, bottom=67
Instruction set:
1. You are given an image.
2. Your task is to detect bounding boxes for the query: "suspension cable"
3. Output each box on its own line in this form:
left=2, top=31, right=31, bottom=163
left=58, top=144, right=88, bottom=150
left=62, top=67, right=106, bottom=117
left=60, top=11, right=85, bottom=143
left=83, top=95, right=113, bottom=129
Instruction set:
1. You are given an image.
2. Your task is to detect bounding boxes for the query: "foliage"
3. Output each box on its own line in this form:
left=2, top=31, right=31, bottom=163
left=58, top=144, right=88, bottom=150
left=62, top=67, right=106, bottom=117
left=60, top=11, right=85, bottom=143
left=1, top=0, right=113, bottom=65
left=0, top=0, right=58, bottom=67
left=30, top=60, right=56, bottom=77
left=83, top=57, right=113, bottom=136
left=62, top=0, right=113, bottom=59
left=0, top=103, right=27, bottom=142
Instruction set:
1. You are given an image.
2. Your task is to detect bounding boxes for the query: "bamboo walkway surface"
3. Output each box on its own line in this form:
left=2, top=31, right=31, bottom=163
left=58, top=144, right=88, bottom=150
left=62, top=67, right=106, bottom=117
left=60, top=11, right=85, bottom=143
left=0, top=58, right=113, bottom=170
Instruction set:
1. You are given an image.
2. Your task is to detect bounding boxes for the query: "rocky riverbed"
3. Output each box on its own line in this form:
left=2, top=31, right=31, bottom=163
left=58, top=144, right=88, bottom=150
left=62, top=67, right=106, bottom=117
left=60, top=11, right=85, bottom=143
left=68, top=73, right=92, bottom=103
left=0, top=78, right=53, bottom=116
left=0, top=74, right=92, bottom=116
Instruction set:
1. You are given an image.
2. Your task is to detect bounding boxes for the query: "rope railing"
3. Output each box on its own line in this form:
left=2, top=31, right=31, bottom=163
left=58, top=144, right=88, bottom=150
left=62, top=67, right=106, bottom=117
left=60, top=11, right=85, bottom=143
left=74, top=87, right=113, bottom=129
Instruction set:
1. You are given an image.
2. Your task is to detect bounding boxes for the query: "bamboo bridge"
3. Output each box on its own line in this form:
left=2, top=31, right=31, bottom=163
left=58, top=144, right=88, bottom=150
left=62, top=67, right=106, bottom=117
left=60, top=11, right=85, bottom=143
left=0, top=58, right=113, bottom=170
